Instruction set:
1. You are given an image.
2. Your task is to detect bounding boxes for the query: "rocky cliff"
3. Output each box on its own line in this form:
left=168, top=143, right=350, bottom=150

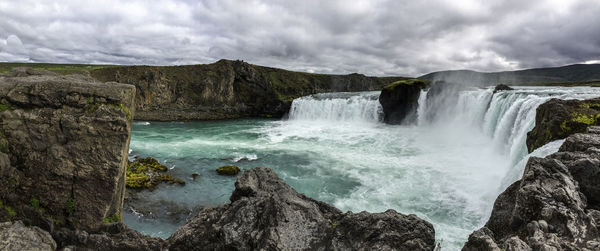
left=463, top=127, right=600, bottom=250
left=90, top=59, right=407, bottom=121
left=0, top=69, right=135, bottom=231
left=378, top=79, right=427, bottom=124
left=168, top=167, right=435, bottom=251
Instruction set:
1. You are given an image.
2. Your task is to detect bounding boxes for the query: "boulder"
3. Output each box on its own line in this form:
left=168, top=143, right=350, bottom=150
left=526, top=98, right=600, bottom=152
left=0, top=70, right=135, bottom=231
left=216, top=165, right=240, bottom=175
left=378, top=79, right=427, bottom=124
left=493, top=84, right=513, bottom=93
left=168, top=167, right=435, bottom=251
left=0, top=221, right=56, bottom=251
left=52, top=222, right=165, bottom=251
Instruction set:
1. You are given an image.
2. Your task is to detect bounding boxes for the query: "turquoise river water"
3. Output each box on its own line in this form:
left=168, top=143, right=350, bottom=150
left=123, top=86, right=600, bottom=250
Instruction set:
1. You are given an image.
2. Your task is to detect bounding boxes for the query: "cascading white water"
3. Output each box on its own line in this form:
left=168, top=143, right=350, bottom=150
left=417, top=86, right=600, bottom=188
left=289, top=91, right=382, bottom=122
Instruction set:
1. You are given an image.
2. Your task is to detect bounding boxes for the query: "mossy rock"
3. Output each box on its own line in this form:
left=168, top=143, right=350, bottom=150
left=526, top=98, right=600, bottom=152
left=216, top=165, right=241, bottom=176
left=382, top=79, right=427, bottom=92
left=126, top=157, right=185, bottom=190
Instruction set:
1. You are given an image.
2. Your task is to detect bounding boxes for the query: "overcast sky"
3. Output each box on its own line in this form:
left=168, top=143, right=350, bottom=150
left=1, top=0, right=599, bottom=76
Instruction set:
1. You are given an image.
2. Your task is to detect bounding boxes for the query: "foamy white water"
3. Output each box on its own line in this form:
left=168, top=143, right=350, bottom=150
left=125, top=87, right=600, bottom=250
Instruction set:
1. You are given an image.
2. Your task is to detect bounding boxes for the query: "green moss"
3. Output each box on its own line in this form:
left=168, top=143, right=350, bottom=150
left=103, top=213, right=121, bottom=223
left=216, top=165, right=241, bottom=176
left=50, top=215, right=62, bottom=226
left=5, top=206, right=16, bottom=217
left=30, top=198, right=40, bottom=209
left=126, top=157, right=184, bottom=189
left=0, top=104, right=13, bottom=112
left=66, top=198, right=75, bottom=215
left=126, top=173, right=150, bottom=189
left=85, top=102, right=100, bottom=113
left=382, top=79, right=426, bottom=91
left=570, top=112, right=596, bottom=125
left=106, top=103, right=132, bottom=120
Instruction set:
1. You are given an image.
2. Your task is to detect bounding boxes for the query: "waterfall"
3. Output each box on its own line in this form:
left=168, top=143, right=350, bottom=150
left=288, top=91, right=382, bottom=122
left=417, top=86, right=600, bottom=187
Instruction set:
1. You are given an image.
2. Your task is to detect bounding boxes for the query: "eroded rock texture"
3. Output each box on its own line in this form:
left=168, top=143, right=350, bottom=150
left=168, top=167, right=435, bottom=251
left=0, top=70, right=135, bottom=231
left=0, top=221, right=56, bottom=251
left=463, top=127, right=600, bottom=250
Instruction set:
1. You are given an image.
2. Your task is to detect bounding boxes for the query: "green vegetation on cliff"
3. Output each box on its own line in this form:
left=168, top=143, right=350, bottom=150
left=526, top=98, right=600, bottom=152
left=89, top=59, right=409, bottom=120
left=0, top=62, right=114, bottom=75
left=382, top=79, right=428, bottom=92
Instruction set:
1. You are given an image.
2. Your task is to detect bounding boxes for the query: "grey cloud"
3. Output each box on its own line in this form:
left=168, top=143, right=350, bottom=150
left=0, top=0, right=599, bottom=76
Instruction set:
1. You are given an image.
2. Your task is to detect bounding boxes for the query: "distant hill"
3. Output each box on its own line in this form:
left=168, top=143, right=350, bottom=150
left=419, top=64, right=600, bottom=86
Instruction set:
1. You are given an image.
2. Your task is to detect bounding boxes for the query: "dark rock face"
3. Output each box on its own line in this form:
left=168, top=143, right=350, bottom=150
left=0, top=221, right=56, bottom=251
left=90, top=59, right=407, bottom=121
left=526, top=98, right=600, bottom=152
left=463, top=129, right=600, bottom=250
left=52, top=222, right=165, bottom=251
left=378, top=79, right=427, bottom=124
left=0, top=69, right=135, bottom=231
left=493, top=84, right=513, bottom=93
left=168, top=167, right=435, bottom=251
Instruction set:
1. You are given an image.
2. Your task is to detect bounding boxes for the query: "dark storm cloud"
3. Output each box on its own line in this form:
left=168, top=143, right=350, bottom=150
left=0, top=0, right=599, bottom=76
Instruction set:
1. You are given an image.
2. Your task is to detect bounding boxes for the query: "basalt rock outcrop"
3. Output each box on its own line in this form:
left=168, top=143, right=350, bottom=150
left=0, top=70, right=136, bottom=230
left=90, top=59, right=407, bottom=121
left=168, top=167, right=435, bottom=251
left=378, top=79, right=427, bottom=124
left=526, top=98, right=600, bottom=152
left=463, top=127, right=600, bottom=250
left=493, top=84, right=513, bottom=93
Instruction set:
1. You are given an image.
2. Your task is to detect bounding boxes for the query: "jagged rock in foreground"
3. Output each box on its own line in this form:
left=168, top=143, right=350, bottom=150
left=0, top=221, right=56, bottom=251
left=0, top=69, right=135, bottom=231
left=378, top=79, right=427, bottom=124
left=463, top=127, right=600, bottom=251
left=168, top=167, right=435, bottom=251
left=526, top=98, right=600, bottom=152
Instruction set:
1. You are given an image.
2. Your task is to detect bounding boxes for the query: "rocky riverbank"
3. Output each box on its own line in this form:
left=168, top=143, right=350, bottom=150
left=463, top=127, right=600, bottom=250
left=90, top=59, right=408, bottom=121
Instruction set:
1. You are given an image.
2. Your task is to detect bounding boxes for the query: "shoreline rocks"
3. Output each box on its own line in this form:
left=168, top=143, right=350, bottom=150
left=378, top=79, right=427, bottom=124
left=463, top=127, right=600, bottom=250
left=168, top=167, right=435, bottom=251
left=126, top=157, right=185, bottom=190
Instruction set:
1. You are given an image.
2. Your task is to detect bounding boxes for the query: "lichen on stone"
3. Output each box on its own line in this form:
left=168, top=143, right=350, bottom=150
left=216, top=165, right=241, bottom=176
left=126, top=157, right=185, bottom=190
